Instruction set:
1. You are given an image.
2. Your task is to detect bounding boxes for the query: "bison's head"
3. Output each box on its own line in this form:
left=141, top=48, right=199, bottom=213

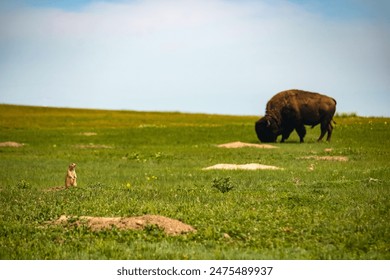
left=255, top=116, right=279, bottom=143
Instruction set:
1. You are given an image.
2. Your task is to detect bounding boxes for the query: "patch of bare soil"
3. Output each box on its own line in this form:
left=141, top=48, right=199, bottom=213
left=74, top=144, right=112, bottom=149
left=79, top=132, right=97, bottom=136
left=0, top=141, right=24, bottom=147
left=217, top=141, right=277, bottom=149
left=50, top=215, right=196, bottom=236
left=203, top=163, right=282, bottom=170
left=300, top=156, right=348, bottom=162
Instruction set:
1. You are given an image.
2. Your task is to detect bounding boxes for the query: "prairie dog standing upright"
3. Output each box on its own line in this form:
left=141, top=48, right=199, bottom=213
left=65, top=163, right=77, bottom=188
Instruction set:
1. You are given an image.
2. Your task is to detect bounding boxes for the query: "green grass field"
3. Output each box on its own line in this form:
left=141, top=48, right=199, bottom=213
left=0, top=104, right=389, bottom=259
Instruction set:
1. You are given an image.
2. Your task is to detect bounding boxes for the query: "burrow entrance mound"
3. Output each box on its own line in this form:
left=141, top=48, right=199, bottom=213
left=50, top=215, right=196, bottom=236
left=0, top=141, right=24, bottom=147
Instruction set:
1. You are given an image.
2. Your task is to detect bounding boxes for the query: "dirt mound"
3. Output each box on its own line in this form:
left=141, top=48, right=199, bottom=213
left=217, top=141, right=277, bottom=149
left=203, top=163, right=282, bottom=170
left=50, top=215, right=196, bottom=236
left=300, top=156, right=348, bottom=162
left=0, top=141, right=24, bottom=147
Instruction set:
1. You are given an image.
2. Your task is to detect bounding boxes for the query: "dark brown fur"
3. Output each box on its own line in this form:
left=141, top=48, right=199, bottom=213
left=255, top=89, right=336, bottom=143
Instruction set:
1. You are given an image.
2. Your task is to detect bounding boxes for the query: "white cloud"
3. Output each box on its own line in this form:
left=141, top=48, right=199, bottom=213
left=0, top=0, right=389, bottom=116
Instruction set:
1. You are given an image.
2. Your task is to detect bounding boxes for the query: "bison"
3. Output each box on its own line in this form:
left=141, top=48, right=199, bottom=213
left=255, top=89, right=337, bottom=143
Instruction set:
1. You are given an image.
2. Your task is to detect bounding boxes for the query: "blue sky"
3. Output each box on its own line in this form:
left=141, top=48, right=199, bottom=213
left=0, top=0, right=389, bottom=116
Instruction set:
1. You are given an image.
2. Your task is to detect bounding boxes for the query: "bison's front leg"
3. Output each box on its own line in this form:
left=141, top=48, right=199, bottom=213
left=281, top=127, right=294, bottom=143
left=295, top=125, right=306, bottom=143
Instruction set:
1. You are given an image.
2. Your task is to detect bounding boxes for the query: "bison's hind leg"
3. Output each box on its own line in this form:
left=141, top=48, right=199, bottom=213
left=326, top=121, right=334, bottom=141
left=318, top=119, right=333, bottom=142
left=295, top=125, right=307, bottom=143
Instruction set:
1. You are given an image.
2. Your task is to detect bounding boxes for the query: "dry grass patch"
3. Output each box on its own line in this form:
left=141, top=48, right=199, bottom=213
left=203, top=163, right=282, bottom=170
left=217, top=141, right=277, bottom=149
left=73, top=144, right=112, bottom=149
left=79, top=132, right=97, bottom=136
left=50, top=215, right=196, bottom=236
left=300, top=156, right=348, bottom=162
left=44, top=186, right=67, bottom=192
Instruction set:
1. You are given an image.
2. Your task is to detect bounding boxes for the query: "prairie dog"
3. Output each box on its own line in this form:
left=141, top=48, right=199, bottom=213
left=65, top=163, right=77, bottom=188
